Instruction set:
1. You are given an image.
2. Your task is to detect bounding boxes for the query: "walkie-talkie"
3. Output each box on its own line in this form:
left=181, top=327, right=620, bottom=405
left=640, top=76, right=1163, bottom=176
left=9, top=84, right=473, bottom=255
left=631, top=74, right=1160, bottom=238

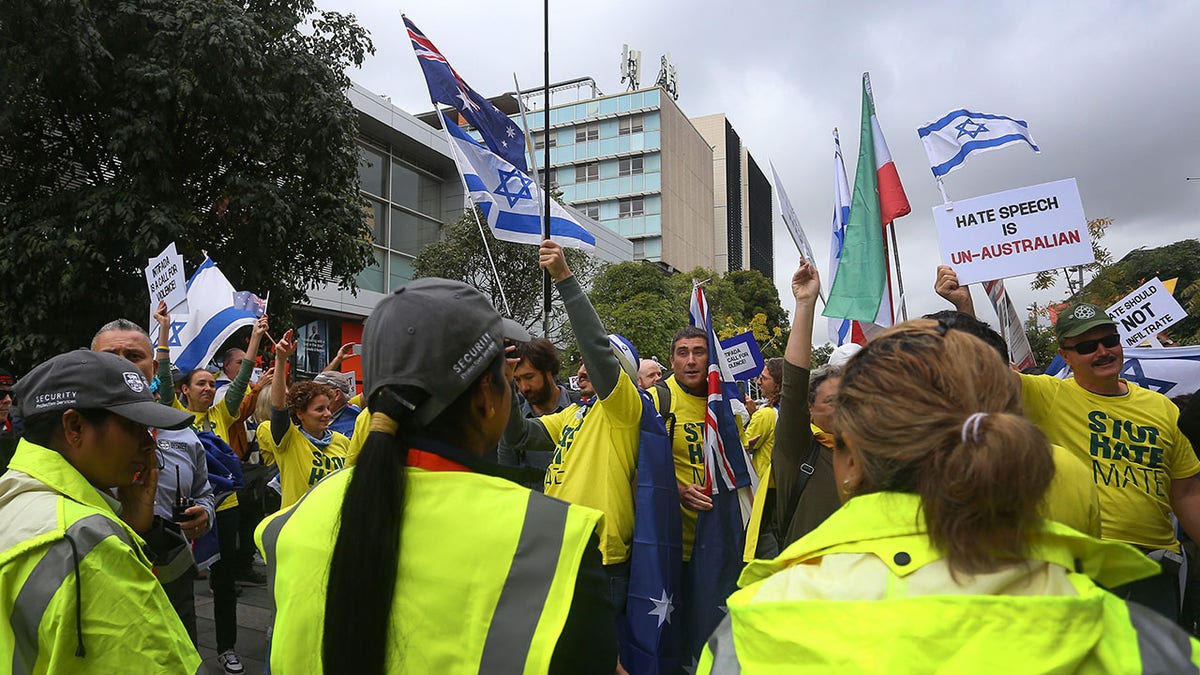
left=172, top=465, right=195, bottom=523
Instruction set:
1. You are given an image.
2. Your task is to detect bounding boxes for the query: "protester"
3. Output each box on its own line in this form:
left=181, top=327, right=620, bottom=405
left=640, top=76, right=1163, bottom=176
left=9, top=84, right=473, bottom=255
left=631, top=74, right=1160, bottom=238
left=501, top=240, right=642, bottom=620
left=257, top=330, right=353, bottom=510
left=255, top=277, right=616, bottom=673
left=0, top=366, right=17, bottom=471
left=312, top=370, right=360, bottom=438
left=173, top=317, right=268, bottom=441
left=937, top=264, right=1199, bottom=620
left=699, top=318, right=1200, bottom=673
left=771, top=263, right=843, bottom=549
left=743, top=358, right=782, bottom=558
left=497, top=336, right=581, bottom=485
left=637, top=358, right=664, bottom=389
left=214, top=346, right=248, bottom=402
left=0, top=350, right=200, bottom=672
left=648, top=323, right=748, bottom=564
left=90, top=314, right=217, bottom=646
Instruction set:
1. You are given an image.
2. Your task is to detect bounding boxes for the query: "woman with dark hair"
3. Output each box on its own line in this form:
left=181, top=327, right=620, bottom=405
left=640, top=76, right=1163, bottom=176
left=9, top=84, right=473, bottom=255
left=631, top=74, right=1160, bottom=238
left=256, top=334, right=351, bottom=510
left=256, top=278, right=617, bottom=674
left=699, top=263, right=1200, bottom=673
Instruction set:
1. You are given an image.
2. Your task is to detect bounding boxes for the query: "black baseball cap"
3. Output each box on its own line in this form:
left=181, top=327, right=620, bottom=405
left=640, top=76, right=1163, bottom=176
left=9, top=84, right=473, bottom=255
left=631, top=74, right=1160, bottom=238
left=1055, top=302, right=1117, bottom=340
left=15, top=350, right=194, bottom=430
left=363, top=278, right=530, bottom=426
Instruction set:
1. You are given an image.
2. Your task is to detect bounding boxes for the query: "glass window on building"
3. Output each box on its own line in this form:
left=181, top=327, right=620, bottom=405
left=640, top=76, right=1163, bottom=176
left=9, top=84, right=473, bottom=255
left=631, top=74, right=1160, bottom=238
left=619, top=114, right=644, bottom=136
left=575, top=122, right=599, bottom=143
left=575, top=162, right=599, bottom=184
left=619, top=196, right=645, bottom=218
left=582, top=204, right=600, bottom=220
left=533, top=131, right=557, bottom=150
left=618, top=156, right=644, bottom=177
left=358, top=143, right=388, bottom=198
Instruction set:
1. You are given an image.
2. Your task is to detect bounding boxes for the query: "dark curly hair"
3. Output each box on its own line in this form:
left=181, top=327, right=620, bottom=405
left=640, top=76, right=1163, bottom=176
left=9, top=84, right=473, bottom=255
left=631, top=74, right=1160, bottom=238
left=286, top=380, right=334, bottom=422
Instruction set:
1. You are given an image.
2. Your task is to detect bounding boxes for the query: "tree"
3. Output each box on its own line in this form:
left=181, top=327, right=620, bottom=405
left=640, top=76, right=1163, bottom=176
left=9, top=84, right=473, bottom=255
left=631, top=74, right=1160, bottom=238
left=810, top=343, right=834, bottom=369
left=1023, top=317, right=1058, bottom=371
left=412, top=207, right=601, bottom=335
left=0, top=0, right=375, bottom=373
left=724, top=269, right=790, bottom=357
left=1031, top=217, right=1113, bottom=296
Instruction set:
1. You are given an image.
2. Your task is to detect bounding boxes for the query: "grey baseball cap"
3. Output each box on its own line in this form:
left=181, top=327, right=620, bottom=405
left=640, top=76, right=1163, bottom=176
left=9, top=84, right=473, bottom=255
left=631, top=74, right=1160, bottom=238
left=15, top=350, right=194, bottom=430
left=363, top=278, right=530, bottom=426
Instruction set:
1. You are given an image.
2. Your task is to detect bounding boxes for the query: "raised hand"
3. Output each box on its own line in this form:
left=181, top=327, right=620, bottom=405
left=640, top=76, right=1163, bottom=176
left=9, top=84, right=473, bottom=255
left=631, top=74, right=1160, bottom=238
left=791, top=261, right=821, bottom=304
left=538, top=239, right=572, bottom=283
left=274, top=329, right=298, bottom=359
left=934, top=265, right=975, bottom=315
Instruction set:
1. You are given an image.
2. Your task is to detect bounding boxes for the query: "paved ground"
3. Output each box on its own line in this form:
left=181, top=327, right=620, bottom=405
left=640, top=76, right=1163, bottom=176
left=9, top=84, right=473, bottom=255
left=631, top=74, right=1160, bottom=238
left=194, top=565, right=272, bottom=675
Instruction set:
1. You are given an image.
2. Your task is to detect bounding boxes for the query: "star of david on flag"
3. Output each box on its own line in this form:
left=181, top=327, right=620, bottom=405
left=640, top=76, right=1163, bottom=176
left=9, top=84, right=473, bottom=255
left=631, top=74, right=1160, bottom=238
left=404, top=15, right=528, bottom=172
left=442, top=113, right=595, bottom=250
left=918, top=109, right=1040, bottom=177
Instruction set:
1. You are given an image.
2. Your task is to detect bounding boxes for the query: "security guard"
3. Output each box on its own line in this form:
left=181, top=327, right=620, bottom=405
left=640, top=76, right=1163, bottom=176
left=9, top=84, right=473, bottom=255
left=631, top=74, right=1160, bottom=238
left=257, top=278, right=617, bottom=674
left=0, top=350, right=200, bottom=673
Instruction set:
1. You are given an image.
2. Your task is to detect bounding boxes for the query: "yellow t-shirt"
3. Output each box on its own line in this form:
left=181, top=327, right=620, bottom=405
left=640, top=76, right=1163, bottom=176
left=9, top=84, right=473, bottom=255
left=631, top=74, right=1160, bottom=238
left=649, top=375, right=748, bottom=561
left=1021, top=374, right=1198, bottom=551
left=175, top=399, right=241, bottom=510
left=1043, top=444, right=1102, bottom=537
left=539, top=371, right=641, bottom=565
left=746, top=406, right=777, bottom=489
left=257, top=421, right=353, bottom=510
left=347, top=405, right=372, bottom=460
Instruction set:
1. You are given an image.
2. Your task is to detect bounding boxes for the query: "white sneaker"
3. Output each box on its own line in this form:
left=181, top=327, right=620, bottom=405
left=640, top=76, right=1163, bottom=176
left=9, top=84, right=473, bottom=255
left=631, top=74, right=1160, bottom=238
left=218, top=650, right=245, bottom=674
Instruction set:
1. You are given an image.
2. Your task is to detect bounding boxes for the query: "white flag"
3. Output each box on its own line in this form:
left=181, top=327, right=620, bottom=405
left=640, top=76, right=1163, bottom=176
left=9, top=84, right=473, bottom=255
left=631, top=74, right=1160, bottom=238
left=918, top=109, right=1039, bottom=178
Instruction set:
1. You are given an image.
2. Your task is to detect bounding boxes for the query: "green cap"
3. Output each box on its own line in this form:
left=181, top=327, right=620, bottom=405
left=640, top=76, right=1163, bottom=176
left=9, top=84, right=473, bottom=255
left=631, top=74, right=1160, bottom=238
left=1055, top=303, right=1116, bottom=341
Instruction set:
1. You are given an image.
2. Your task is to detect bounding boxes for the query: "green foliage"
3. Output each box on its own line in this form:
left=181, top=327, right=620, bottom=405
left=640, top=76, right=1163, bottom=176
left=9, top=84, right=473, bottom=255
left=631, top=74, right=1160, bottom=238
left=1032, top=217, right=1113, bottom=293
left=1024, top=317, right=1058, bottom=371
left=0, top=0, right=375, bottom=373
left=412, top=207, right=600, bottom=335
left=1075, top=238, right=1200, bottom=345
left=810, top=343, right=834, bottom=369
left=587, top=262, right=790, bottom=366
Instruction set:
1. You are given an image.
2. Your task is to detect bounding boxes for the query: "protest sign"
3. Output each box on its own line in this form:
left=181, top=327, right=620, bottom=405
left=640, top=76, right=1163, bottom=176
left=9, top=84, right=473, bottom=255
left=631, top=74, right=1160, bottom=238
left=145, top=243, right=187, bottom=311
left=719, top=332, right=765, bottom=381
left=933, top=178, right=1092, bottom=285
left=1105, top=277, right=1188, bottom=348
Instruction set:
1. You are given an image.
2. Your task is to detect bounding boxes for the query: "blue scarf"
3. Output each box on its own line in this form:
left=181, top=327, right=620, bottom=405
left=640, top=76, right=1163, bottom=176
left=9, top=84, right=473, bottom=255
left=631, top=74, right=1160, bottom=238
left=301, top=426, right=333, bottom=449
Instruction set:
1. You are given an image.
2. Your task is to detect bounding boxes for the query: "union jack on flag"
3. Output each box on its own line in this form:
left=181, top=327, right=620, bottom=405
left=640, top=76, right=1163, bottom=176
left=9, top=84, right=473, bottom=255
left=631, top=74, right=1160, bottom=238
left=681, top=283, right=757, bottom=664
left=403, top=15, right=528, bottom=172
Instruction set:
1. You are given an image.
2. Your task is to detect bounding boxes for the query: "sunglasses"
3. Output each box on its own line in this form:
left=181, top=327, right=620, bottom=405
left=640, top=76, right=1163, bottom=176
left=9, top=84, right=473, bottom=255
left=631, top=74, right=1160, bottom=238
left=1062, top=332, right=1120, bottom=355
left=0, top=390, right=11, bottom=400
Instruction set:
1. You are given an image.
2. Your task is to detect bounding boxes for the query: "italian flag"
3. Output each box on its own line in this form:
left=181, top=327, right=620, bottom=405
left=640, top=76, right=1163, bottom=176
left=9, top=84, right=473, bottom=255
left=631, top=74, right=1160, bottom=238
left=825, top=73, right=910, bottom=327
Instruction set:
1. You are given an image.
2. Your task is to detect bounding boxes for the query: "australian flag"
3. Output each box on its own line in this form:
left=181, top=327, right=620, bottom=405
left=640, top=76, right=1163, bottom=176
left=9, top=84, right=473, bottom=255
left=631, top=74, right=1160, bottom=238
left=622, top=391, right=683, bottom=674
left=682, top=283, right=757, bottom=665
left=404, top=15, right=528, bottom=172
left=230, top=291, right=267, bottom=318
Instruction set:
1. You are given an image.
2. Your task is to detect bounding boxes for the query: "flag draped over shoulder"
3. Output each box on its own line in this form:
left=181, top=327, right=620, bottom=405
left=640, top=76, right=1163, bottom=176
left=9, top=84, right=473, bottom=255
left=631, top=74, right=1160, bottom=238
left=167, top=258, right=259, bottom=373
left=682, top=284, right=756, bottom=664
left=441, top=114, right=596, bottom=249
left=622, top=392, right=683, bottom=675
left=825, top=73, right=909, bottom=325
left=918, top=109, right=1039, bottom=178
left=404, top=15, right=528, bottom=172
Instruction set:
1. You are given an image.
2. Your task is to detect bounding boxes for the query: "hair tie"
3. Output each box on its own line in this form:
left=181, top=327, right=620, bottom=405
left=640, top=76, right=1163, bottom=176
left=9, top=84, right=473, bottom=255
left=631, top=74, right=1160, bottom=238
left=369, top=412, right=400, bottom=436
left=961, top=412, right=989, bottom=444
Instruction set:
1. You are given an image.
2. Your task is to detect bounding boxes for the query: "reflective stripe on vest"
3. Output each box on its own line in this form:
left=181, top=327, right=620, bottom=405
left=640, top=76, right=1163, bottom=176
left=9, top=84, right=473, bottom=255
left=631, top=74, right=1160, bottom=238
left=479, top=492, right=570, bottom=672
left=1126, top=601, right=1199, bottom=674
left=10, top=514, right=132, bottom=675
left=704, top=614, right=742, bottom=674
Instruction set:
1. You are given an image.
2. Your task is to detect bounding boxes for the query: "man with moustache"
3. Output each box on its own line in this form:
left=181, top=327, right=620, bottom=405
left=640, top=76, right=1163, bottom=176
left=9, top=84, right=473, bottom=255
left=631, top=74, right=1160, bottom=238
left=936, top=266, right=1200, bottom=620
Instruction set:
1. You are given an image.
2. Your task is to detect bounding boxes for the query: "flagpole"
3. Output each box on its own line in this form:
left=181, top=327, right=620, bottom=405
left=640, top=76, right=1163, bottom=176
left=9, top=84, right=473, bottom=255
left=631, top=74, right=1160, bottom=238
left=887, top=221, right=909, bottom=321
left=433, top=109, right=512, bottom=315
left=512, top=72, right=551, bottom=325
left=540, top=0, right=552, bottom=338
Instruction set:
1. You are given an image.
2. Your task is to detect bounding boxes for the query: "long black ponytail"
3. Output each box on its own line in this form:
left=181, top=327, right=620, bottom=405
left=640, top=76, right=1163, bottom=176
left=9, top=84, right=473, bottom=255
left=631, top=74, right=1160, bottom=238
left=321, top=354, right=507, bottom=673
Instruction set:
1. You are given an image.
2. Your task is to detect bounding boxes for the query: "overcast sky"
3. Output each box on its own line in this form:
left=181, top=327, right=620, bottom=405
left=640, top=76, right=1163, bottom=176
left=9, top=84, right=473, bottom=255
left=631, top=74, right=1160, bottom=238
left=319, top=0, right=1200, bottom=344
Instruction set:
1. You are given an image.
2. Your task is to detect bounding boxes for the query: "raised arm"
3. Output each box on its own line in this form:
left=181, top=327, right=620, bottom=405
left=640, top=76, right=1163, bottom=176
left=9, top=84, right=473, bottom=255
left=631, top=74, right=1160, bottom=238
left=541, top=240, right=622, bottom=400
left=784, top=262, right=821, bottom=369
left=934, top=264, right=977, bottom=317
left=153, top=300, right=176, bottom=406
left=325, top=342, right=356, bottom=372
left=223, top=315, right=269, bottom=415
left=270, top=329, right=297, bottom=445
left=774, top=262, right=820, bottom=547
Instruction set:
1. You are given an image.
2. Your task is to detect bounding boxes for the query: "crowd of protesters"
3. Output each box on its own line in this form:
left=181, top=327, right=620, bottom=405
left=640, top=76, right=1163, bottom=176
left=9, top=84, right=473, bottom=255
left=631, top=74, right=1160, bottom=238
left=3, top=246, right=1200, bottom=673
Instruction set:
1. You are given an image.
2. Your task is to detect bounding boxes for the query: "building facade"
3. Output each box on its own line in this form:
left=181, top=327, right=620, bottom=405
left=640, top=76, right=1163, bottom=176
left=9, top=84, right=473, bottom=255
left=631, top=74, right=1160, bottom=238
left=693, top=113, right=774, bottom=279
left=517, top=86, right=715, bottom=273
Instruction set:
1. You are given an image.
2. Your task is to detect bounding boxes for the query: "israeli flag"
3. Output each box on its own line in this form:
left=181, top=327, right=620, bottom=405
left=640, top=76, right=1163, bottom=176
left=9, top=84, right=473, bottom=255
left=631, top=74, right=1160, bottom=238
left=442, top=113, right=595, bottom=250
left=166, top=258, right=259, bottom=373
left=918, top=110, right=1040, bottom=178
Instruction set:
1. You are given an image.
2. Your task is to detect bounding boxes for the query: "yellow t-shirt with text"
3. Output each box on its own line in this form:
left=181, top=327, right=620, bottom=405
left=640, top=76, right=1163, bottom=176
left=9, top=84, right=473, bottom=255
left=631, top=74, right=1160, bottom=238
left=1021, top=374, right=1198, bottom=551
left=539, top=371, right=641, bottom=565
left=649, top=375, right=748, bottom=561
left=745, top=406, right=777, bottom=489
left=257, top=421, right=353, bottom=510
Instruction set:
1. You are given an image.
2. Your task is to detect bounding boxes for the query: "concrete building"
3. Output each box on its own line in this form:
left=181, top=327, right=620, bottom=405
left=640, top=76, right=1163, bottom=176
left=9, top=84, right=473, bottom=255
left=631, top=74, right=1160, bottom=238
left=693, top=113, right=775, bottom=280
left=292, top=82, right=631, bottom=373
